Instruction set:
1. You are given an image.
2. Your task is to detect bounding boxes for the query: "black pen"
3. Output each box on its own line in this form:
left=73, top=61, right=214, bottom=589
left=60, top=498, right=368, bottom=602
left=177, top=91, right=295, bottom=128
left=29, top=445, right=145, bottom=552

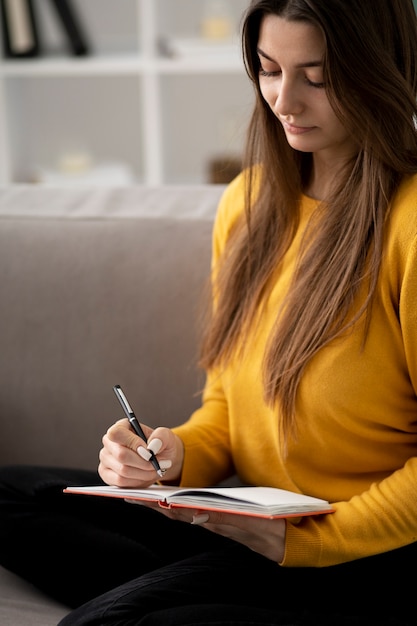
left=113, top=384, right=164, bottom=478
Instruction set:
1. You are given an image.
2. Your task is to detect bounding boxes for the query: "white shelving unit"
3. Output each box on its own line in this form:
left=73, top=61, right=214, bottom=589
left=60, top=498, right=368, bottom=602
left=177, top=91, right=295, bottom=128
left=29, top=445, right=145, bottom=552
left=0, top=0, right=254, bottom=185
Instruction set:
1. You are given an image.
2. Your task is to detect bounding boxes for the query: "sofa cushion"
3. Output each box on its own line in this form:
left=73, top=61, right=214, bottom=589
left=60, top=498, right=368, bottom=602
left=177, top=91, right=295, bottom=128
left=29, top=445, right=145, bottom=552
left=0, top=566, right=69, bottom=625
left=0, top=184, right=224, bottom=470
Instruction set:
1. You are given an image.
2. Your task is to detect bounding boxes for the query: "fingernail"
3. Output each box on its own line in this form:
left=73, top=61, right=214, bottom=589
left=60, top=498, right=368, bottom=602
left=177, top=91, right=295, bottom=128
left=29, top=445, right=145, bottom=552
left=147, top=438, right=162, bottom=455
left=137, top=446, right=152, bottom=461
left=159, top=459, right=172, bottom=470
left=191, top=513, right=210, bottom=525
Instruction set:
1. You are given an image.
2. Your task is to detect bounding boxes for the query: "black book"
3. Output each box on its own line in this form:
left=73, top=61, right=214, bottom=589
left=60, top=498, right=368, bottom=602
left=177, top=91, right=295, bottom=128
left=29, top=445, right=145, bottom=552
left=0, top=0, right=41, bottom=58
left=48, top=0, right=90, bottom=56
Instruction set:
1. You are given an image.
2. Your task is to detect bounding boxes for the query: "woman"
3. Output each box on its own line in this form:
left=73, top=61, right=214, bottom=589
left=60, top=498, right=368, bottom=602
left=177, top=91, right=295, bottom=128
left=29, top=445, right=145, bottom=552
left=1, top=1, right=417, bottom=624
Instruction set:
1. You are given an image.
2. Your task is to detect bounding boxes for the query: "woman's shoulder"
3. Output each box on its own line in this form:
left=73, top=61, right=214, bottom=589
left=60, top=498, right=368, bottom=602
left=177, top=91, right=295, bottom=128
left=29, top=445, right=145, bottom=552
left=390, top=173, right=417, bottom=232
left=212, top=169, right=248, bottom=248
left=385, top=174, right=417, bottom=266
left=217, top=168, right=248, bottom=215
left=214, top=166, right=261, bottom=233
left=393, top=173, right=417, bottom=208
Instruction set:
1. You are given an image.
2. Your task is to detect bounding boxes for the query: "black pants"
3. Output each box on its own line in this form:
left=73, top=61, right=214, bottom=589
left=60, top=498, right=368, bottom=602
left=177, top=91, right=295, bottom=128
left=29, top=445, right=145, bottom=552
left=0, top=465, right=414, bottom=626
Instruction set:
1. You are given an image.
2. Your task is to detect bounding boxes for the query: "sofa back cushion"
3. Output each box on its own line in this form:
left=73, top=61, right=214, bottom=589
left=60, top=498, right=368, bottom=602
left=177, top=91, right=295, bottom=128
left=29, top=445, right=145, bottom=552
left=0, top=185, right=223, bottom=470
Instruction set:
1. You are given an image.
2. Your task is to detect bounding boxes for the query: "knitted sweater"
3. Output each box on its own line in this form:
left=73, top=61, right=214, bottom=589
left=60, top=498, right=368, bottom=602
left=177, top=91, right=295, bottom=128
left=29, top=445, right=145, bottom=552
left=173, top=171, right=417, bottom=567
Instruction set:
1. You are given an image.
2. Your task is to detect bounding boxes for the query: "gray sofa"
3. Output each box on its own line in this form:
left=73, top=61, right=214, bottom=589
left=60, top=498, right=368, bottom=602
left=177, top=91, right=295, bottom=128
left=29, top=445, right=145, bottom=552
left=0, top=184, right=224, bottom=625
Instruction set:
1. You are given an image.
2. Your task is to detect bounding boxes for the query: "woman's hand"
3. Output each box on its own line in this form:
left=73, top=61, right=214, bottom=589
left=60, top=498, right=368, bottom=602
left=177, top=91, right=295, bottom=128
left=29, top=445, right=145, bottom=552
left=101, top=418, right=286, bottom=562
left=200, top=510, right=286, bottom=563
left=98, top=418, right=184, bottom=488
left=126, top=499, right=287, bottom=563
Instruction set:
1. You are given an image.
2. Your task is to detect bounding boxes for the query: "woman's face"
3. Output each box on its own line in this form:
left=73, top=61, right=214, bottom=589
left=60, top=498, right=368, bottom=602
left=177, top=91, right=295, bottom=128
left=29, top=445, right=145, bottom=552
left=257, top=14, right=356, bottom=162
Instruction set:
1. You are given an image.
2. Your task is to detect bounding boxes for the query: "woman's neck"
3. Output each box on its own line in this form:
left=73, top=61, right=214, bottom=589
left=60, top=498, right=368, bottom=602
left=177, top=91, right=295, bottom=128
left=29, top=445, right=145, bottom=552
left=305, top=151, right=356, bottom=200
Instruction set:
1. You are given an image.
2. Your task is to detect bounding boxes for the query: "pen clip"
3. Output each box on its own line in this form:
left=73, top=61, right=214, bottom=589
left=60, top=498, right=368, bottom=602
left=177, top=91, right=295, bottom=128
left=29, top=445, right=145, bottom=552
left=113, top=384, right=133, bottom=415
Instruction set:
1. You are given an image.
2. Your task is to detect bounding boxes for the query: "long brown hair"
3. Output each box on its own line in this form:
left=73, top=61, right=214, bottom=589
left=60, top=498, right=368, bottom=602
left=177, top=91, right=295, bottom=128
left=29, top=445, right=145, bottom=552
left=199, top=0, right=417, bottom=441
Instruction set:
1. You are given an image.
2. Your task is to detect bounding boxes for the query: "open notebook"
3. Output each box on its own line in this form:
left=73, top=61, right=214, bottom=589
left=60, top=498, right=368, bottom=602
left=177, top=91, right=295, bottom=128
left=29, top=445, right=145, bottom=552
left=64, top=484, right=334, bottom=519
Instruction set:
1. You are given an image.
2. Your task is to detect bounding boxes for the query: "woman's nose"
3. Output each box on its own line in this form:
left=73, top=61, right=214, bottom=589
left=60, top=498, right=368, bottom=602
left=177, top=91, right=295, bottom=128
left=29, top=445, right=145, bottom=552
left=273, top=77, right=303, bottom=117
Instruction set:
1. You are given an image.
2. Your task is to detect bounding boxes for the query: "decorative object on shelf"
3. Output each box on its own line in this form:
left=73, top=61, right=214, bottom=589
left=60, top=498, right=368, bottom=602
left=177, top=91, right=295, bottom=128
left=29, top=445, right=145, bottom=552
left=31, top=150, right=135, bottom=187
left=158, top=35, right=239, bottom=60
left=158, top=0, right=239, bottom=61
left=0, top=0, right=41, bottom=58
left=47, top=0, right=90, bottom=56
left=207, top=155, right=242, bottom=184
left=200, top=0, right=234, bottom=41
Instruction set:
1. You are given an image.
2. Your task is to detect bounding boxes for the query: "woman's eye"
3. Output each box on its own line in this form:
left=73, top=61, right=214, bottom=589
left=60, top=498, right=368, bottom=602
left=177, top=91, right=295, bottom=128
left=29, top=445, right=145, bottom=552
left=306, top=78, right=326, bottom=88
left=259, top=67, right=279, bottom=77
left=258, top=62, right=325, bottom=87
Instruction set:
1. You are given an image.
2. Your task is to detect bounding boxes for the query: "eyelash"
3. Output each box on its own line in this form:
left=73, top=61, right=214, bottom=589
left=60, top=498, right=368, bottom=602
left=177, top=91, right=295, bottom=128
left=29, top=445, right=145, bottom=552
left=259, top=68, right=325, bottom=89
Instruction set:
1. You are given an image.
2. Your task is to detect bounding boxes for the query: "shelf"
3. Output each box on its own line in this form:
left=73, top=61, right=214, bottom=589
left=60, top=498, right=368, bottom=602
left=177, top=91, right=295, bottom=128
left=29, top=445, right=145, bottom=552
left=0, top=49, right=244, bottom=77
left=0, top=55, right=146, bottom=77
left=0, top=0, right=249, bottom=185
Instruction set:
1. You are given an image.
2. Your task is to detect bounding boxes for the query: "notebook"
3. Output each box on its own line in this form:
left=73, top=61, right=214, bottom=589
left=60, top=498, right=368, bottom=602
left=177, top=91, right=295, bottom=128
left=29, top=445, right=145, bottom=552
left=64, top=484, right=334, bottom=519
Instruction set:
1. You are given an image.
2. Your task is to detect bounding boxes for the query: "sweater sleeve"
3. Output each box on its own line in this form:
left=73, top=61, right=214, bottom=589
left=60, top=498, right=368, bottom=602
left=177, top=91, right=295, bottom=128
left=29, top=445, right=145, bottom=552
left=173, top=369, right=235, bottom=486
left=283, top=456, right=417, bottom=567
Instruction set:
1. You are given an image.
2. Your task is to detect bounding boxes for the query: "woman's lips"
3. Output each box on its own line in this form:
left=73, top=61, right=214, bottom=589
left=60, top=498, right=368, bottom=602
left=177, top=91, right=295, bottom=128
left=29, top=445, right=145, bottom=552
left=281, top=121, right=316, bottom=135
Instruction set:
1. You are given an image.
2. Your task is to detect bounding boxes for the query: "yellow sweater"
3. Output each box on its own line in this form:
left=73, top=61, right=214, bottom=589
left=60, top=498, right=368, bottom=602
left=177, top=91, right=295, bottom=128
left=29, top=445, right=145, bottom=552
left=173, top=171, right=417, bottom=567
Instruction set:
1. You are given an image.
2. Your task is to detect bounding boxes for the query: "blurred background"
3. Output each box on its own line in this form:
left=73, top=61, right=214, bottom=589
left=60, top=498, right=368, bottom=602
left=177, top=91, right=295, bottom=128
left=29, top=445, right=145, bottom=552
left=0, top=0, right=253, bottom=186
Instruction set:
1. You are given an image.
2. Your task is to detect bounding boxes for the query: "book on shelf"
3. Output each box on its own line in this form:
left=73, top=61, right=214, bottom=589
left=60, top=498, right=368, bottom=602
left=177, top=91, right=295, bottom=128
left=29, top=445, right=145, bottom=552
left=64, top=484, right=335, bottom=520
left=48, top=0, right=90, bottom=56
left=0, top=0, right=41, bottom=58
